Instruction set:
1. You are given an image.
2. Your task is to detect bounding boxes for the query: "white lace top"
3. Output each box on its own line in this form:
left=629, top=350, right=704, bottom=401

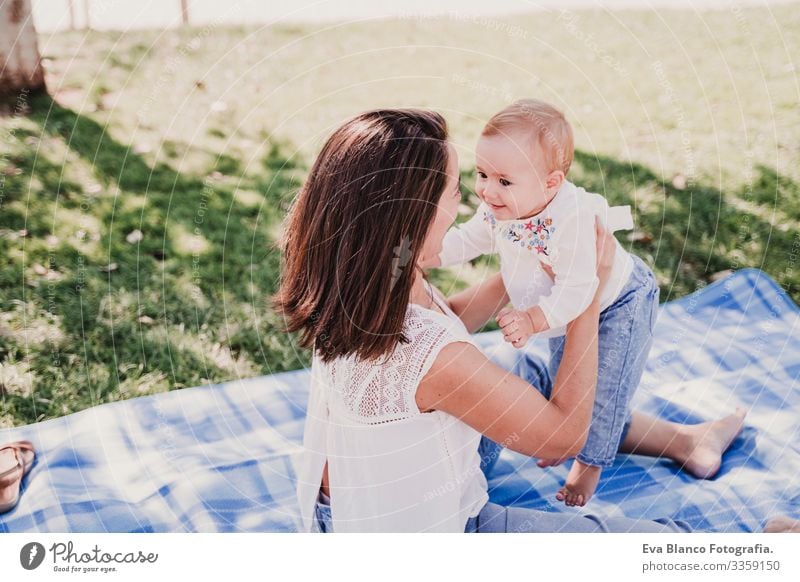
left=293, top=280, right=489, bottom=532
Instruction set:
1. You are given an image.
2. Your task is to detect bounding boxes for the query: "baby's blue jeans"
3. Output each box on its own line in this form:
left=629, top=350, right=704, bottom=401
left=544, top=254, right=660, bottom=467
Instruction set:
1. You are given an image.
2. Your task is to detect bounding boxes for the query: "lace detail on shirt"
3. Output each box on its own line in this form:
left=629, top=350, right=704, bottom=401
left=321, top=306, right=463, bottom=425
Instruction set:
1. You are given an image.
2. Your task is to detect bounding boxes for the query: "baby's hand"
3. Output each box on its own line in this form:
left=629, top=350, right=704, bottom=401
left=496, top=307, right=534, bottom=349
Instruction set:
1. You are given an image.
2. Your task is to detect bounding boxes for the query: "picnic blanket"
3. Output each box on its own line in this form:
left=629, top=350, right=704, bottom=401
left=1, top=268, right=798, bottom=533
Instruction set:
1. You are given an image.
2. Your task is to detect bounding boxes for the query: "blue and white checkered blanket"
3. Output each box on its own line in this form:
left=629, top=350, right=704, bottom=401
left=1, top=268, right=798, bottom=532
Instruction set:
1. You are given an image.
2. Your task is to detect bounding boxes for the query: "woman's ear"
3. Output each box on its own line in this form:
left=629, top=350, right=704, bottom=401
left=546, top=170, right=565, bottom=192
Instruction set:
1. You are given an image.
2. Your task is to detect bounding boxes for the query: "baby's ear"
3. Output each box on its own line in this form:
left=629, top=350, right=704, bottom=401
left=546, top=170, right=565, bottom=190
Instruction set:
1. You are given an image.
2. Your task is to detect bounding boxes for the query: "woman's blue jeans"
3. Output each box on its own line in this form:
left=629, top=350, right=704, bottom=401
left=462, top=344, right=691, bottom=533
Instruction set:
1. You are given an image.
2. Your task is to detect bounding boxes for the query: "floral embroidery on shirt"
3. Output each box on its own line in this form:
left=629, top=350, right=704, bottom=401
left=482, top=210, right=497, bottom=228
left=503, top=217, right=555, bottom=256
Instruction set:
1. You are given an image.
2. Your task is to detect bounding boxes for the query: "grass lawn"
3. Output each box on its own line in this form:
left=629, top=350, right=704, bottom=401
left=1, top=5, right=799, bottom=427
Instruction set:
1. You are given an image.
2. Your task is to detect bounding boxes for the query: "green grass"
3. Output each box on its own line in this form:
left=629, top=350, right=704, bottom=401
left=1, top=6, right=799, bottom=427
left=0, top=95, right=307, bottom=425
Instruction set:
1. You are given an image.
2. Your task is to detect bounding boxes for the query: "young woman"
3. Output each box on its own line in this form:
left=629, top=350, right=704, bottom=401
left=274, top=109, right=790, bottom=533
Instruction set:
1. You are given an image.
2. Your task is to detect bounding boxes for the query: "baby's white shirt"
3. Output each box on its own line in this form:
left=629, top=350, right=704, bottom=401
left=438, top=180, right=635, bottom=338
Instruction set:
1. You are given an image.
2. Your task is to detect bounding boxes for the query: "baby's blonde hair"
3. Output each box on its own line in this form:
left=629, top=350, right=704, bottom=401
left=481, top=98, right=574, bottom=175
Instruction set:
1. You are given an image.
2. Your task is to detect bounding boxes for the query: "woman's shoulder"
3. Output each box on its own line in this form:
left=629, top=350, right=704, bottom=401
left=382, top=304, right=463, bottom=368
left=319, top=303, right=479, bottom=423
left=405, top=301, right=475, bottom=348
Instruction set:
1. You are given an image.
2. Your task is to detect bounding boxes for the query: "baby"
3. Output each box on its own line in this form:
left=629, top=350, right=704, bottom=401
left=436, top=99, right=660, bottom=507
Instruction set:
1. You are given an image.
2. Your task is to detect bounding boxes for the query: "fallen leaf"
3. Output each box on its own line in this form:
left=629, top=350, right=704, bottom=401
left=709, top=269, right=733, bottom=283
left=627, top=231, right=653, bottom=244
left=126, top=229, right=144, bottom=244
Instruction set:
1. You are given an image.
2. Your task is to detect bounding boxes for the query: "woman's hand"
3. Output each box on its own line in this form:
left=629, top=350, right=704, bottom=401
left=594, top=217, right=616, bottom=298
left=540, top=217, right=615, bottom=303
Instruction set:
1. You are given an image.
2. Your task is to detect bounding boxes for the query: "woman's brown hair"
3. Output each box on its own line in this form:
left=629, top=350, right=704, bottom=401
left=272, top=109, right=450, bottom=363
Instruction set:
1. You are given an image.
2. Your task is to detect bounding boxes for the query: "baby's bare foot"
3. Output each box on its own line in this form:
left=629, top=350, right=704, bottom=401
left=555, top=461, right=602, bottom=507
left=681, top=408, right=747, bottom=479
left=537, top=457, right=568, bottom=468
left=763, top=516, right=800, bottom=533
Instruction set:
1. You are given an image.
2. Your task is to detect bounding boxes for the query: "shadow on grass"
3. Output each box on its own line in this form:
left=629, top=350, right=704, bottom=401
left=1, top=95, right=798, bottom=426
left=572, top=150, right=799, bottom=302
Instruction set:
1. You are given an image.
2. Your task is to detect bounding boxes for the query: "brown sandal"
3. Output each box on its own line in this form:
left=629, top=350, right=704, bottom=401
left=0, top=440, right=35, bottom=514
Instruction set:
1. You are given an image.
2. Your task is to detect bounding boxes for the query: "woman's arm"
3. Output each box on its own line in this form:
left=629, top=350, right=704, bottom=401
left=417, top=296, right=600, bottom=458
left=446, top=272, right=509, bottom=334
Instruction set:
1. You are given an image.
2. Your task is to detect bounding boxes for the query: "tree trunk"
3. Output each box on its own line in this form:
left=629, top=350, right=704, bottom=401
left=180, top=0, right=189, bottom=26
left=68, top=0, right=76, bottom=30
left=0, top=0, right=47, bottom=106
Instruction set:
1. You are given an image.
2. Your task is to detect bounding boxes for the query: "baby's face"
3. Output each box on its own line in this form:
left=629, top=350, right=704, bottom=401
left=475, top=132, right=561, bottom=221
